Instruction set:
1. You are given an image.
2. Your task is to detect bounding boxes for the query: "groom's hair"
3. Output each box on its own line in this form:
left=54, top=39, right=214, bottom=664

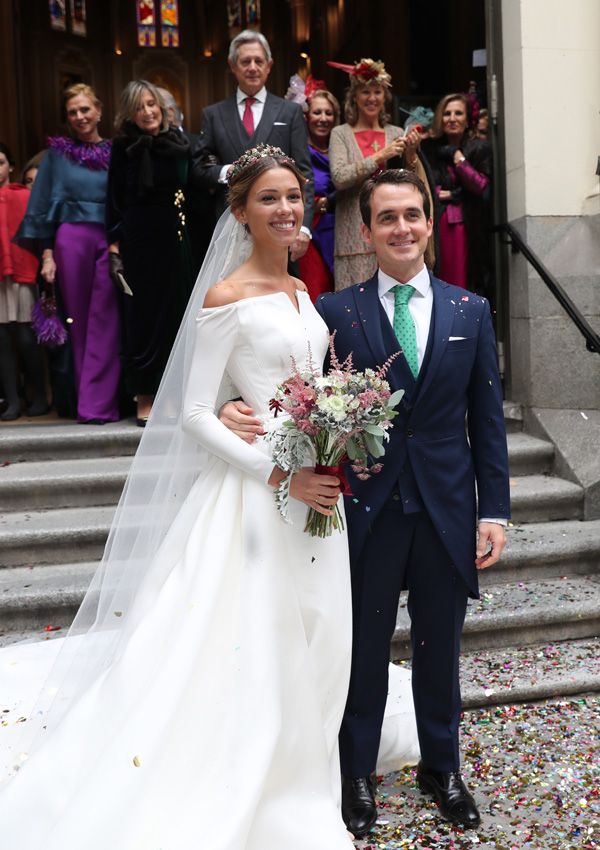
left=359, top=169, right=431, bottom=227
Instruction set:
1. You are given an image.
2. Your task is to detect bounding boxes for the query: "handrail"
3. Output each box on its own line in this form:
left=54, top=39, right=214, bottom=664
left=495, top=222, right=600, bottom=355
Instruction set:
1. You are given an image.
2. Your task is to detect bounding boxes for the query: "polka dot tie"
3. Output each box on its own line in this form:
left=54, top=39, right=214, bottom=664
left=393, top=284, right=419, bottom=378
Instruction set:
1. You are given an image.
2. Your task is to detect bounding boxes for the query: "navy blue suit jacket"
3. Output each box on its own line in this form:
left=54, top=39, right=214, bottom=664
left=316, top=272, right=510, bottom=598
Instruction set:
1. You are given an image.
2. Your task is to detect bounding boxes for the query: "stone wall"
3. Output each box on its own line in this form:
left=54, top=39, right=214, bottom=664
left=508, top=214, right=600, bottom=411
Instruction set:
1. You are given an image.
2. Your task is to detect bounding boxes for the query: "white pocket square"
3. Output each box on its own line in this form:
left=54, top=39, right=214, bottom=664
left=273, top=121, right=287, bottom=126
left=449, top=336, right=467, bottom=341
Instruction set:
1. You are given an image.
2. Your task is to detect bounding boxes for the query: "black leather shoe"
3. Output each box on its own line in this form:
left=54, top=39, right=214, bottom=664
left=417, top=761, right=481, bottom=829
left=341, top=774, right=378, bottom=838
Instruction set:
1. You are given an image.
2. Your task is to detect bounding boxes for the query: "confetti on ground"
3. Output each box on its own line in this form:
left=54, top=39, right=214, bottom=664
left=356, top=695, right=599, bottom=850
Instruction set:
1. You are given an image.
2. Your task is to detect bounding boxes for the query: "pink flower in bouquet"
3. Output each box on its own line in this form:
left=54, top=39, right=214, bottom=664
left=268, top=334, right=405, bottom=537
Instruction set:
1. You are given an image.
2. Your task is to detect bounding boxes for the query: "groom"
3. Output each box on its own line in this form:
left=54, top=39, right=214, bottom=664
left=221, top=170, right=510, bottom=836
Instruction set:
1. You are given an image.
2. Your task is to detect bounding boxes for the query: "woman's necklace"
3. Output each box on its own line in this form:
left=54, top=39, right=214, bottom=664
left=311, top=143, right=329, bottom=154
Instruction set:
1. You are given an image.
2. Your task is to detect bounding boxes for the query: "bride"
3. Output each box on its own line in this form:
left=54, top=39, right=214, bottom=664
left=0, top=145, right=417, bottom=848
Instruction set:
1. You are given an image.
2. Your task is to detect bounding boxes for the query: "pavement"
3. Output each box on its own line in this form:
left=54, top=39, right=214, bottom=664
left=356, top=694, right=599, bottom=850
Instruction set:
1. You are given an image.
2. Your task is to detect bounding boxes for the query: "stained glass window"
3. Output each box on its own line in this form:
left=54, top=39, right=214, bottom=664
left=137, top=0, right=157, bottom=47
left=69, top=0, right=87, bottom=36
left=227, top=0, right=242, bottom=31
left=160, top=0, right=179, bottom=48
left=49, top=0, right=67, bottom=31
left=245, top=0, right=260, bottom=27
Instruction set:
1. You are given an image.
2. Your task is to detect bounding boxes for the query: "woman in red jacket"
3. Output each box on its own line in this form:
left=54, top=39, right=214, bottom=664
left=0, top=143, right=48, bottom=420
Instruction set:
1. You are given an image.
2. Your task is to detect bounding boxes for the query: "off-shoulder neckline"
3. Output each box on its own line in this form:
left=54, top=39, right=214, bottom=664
left=200, top=289, right=309, bottom=316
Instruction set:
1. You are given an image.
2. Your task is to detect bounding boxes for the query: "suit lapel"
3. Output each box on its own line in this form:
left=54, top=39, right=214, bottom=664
left=413, top=275, right=455, bottom=404
left=253, top=94, right=280, bottom=145
left=351, top=276, right=389, bottom=368
left=352, top=276, right=415, bottom=394
left=222, top=97, right=249, bottom=155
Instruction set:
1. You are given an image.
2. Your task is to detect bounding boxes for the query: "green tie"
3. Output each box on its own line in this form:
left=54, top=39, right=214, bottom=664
left=393, top=284, right=419, bottom=378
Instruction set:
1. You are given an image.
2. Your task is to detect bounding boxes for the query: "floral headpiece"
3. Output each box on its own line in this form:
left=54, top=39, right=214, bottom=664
left=228, top=143, right=295, bottom=183
left=285, top=74, right=329, bottom=112
left=327, top=58, right=391, bottom=88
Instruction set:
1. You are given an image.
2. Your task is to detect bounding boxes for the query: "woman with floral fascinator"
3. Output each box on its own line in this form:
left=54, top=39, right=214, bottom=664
left=0, top=143, right=418, bottom=849
left=328, top=59, right=434, bottom=290
left=17, top=83, right=121, bottom=424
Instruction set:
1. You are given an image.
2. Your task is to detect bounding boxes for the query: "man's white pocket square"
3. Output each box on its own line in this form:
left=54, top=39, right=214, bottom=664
left=448, top=336, right=467, bottom=341
left=273, top=122, right=287, bottom=126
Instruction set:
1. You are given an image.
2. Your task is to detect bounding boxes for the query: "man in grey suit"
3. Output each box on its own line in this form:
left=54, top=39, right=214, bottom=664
left=192, top=29, right=314, bottom=262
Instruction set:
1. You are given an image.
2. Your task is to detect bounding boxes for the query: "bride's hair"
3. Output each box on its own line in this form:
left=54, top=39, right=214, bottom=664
left=227, top=151, right=306, bottom=212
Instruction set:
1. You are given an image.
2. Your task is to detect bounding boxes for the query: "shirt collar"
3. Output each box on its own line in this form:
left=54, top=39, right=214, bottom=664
left=236, top=87, right=267, bottom=105
left=378, top=264, right=431, bottom=298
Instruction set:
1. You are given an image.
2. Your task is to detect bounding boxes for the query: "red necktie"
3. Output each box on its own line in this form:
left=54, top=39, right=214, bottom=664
left=242, top=96, right=256, bottom=136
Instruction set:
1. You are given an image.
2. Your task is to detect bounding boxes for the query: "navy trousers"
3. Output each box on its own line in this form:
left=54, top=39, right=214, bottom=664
left=339, top=496, right=470, bottom=777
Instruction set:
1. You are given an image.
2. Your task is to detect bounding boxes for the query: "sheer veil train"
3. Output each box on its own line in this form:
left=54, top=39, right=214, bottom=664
left=8, top=211, right=251, bottom=766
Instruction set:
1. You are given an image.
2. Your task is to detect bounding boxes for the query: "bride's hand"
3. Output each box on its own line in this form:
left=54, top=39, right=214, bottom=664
left=268, top=467, right=341, bottom=516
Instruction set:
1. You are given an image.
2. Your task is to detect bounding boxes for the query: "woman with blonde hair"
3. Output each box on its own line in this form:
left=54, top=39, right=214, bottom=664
left=327, top=59, right=434, bottom=290
left=286, top=76, right=341, bottom=299
left=18, top=82, right=121, bottom=423
left=107, top=80, right=194, bottom=425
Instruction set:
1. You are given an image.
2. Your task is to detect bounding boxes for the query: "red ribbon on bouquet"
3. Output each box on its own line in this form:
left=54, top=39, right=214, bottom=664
left=315, top=460, right=353, bottom=496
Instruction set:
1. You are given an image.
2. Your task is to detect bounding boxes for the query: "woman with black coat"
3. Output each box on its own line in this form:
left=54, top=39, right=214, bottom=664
left=107, top=80, right=194, bottom=425
left=421, top=93, right=492, bottom=295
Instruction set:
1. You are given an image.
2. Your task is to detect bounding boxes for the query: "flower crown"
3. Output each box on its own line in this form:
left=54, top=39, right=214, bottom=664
left=228, top=143, right=295, bottom=183
left=327, top=58, right=391, bottom=88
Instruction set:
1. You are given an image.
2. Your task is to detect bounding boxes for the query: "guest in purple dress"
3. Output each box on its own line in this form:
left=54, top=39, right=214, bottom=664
left=297, top=85, right=340, bottom=300
left=421, top=94, right=492, bottom=294
left=18, top=84, right=121, bottom=424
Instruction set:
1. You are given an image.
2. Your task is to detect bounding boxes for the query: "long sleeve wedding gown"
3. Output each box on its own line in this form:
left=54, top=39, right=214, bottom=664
left=0, top=290, right=418, bottom=849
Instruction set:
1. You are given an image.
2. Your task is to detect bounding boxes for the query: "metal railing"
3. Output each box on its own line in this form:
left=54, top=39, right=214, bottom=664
left=495, top=222, right=600, bottom=355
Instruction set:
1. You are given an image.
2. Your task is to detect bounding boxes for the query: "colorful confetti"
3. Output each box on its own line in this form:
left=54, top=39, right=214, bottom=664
left=355, top=695, right=599, bottom=850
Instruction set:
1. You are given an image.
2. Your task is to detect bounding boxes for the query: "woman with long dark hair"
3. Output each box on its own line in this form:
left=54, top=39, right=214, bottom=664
left=421, top=93, right=492, bottom=293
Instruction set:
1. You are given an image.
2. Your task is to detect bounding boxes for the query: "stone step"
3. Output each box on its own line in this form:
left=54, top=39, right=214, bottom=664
left=506, top=432, right=554, bottom=475
left=391, top=636, right=600, bottom=708
left=0, top=432, right=558, bottom=516
left=2, top=577, right=599, bottom=709
left=392, top=575, right=600, bottom=659
left=487, top=518, right=600, bottom=584
left=459, top=636, right=600, bottom=707
left=0, top=421, right=141, bottom=463
left=0, top=456, right=132, bottom=512
left=0, top=506, right=115, bottom=568
left=509, top=473, right=583, bottom=522
left=0, top=562, right=96, bottom=631
left=503, top=400, right=523, bottom=433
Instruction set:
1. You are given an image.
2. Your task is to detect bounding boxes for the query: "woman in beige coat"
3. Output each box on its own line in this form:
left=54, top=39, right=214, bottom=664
left=328, top=59, right=433, bottom=290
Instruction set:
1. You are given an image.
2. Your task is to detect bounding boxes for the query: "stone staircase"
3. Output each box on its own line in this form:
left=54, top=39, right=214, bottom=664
left=1, top=410, right=599, bottom=705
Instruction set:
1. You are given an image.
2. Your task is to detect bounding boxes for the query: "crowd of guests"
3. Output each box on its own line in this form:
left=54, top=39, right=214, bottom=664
left=0, top=28, right=493, bottom=424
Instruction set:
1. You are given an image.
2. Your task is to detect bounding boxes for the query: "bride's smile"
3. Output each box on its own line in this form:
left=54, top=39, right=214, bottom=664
left=235, top=167, right=304, bottom=246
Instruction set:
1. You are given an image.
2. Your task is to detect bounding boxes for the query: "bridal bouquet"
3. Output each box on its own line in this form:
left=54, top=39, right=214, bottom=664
left=268, top=334, right=404, bottom=538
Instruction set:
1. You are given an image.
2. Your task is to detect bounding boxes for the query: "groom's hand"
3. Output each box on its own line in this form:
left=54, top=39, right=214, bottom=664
left=218, top=400, right=265, bottom=443
left=475, top=522, right=506, bottom=570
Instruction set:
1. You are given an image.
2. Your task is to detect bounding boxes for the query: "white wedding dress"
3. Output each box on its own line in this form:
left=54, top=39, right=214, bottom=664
left=0, top=290, right=418, bottom=849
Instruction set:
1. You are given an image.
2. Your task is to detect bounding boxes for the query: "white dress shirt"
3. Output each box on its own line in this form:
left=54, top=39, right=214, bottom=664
left=378, top=264, right=506, bottom=528
left=378, top=265, right=432, bottom=369
left=218, top=87, right=268, bottom=185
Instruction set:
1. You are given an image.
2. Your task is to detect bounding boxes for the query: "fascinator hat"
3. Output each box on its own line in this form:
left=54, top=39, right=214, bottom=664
left=285, top=73, right=329, bottom=111
left=327, top=58, right=392, bottom=88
